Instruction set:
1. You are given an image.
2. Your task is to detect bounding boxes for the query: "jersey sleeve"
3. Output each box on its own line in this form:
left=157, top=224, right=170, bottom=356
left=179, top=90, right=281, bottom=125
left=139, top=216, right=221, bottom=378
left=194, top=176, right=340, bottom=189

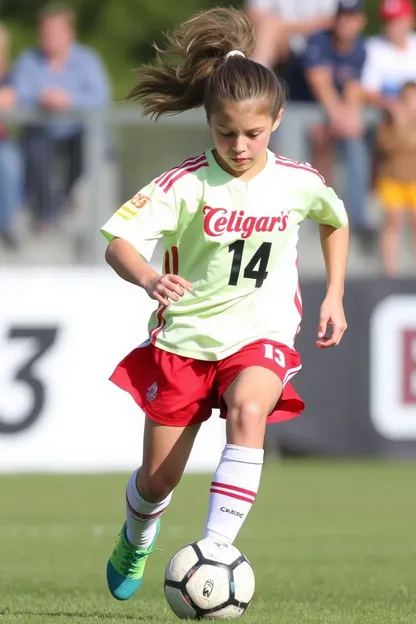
left=307, top=182, right=349, bottom=229
left=100, top=181, right=179, bottom=261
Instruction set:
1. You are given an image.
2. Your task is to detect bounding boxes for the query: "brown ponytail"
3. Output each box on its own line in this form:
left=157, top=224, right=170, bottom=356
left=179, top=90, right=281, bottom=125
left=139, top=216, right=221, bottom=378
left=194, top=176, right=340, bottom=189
left=127, top=7, right=287, bottom=120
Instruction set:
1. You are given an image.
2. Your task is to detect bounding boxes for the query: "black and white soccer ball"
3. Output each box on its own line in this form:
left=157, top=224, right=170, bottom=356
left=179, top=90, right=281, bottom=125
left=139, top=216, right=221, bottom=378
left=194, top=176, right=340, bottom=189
left=164, top=538, right=255, bottom=620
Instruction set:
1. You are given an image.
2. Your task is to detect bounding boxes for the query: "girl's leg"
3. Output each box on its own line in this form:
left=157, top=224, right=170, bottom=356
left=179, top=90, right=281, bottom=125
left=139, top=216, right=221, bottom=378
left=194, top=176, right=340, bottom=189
left=126, top=418, right=200, bottom=548
left=107, top=417, right=200, bottom=601
left=379, top=209, right=403, bottom=277
left=106, top=342, right=212, bottom=600
left=126, top=417, right=200, bottom=548
left=203, top=366, right=282, bottom=545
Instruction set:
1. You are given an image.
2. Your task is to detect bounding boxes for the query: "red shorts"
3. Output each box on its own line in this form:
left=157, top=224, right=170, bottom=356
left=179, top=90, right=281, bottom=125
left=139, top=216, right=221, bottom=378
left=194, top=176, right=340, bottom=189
left=110, top=339, right=304, bottom=427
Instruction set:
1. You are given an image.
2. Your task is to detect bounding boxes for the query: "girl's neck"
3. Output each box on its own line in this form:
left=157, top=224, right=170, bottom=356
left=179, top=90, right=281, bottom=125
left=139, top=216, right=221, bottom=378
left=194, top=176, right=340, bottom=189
left=213, top=150, right=268, bottom=182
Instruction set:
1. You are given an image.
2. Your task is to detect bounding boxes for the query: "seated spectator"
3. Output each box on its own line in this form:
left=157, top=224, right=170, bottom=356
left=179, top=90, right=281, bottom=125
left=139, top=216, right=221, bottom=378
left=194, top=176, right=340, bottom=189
left=304, top=0, right=374, bottom=244
left=12, top=2, right=111, bottom=231
left=0, top=24, right=23, bottom=250
left=245, top=0, right=338, bottom=101
left=376, top=82, right=416, bottom=276
left=362, top=0, right=416, bottom=111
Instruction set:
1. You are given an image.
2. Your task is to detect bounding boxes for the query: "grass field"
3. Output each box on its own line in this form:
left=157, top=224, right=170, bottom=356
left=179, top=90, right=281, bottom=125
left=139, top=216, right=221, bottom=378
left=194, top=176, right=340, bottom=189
left=1, top=460, right=415, bottom=624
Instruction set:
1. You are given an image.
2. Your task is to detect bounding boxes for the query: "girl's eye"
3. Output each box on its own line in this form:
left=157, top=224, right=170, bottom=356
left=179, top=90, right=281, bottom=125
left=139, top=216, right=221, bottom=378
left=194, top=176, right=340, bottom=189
left=218, top=131, right=262, bottom=138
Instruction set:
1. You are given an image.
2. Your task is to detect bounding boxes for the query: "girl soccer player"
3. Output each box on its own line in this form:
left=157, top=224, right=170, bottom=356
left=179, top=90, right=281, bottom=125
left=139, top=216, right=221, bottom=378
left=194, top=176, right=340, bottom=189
left=101, top=7, right=349, bottom=601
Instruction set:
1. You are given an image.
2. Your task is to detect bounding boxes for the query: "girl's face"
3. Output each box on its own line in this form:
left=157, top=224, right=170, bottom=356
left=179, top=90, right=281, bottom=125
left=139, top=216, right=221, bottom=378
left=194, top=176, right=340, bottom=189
left=208, top=100, right=282, bottom=178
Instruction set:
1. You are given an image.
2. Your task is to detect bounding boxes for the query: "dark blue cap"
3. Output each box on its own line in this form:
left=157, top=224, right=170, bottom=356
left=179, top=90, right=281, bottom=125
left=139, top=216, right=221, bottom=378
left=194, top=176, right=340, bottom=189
left=337, top=0, right=365, bottom=13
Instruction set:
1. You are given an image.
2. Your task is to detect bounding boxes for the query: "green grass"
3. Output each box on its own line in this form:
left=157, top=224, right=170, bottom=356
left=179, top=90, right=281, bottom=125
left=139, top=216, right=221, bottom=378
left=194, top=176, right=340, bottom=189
left=1, top=461, right=415, bottom=623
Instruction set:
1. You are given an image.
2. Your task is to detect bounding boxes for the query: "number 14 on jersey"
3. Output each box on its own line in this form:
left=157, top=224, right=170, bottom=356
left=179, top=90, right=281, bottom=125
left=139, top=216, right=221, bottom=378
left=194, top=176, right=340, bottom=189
left=228, top=240, right=272, bottom=288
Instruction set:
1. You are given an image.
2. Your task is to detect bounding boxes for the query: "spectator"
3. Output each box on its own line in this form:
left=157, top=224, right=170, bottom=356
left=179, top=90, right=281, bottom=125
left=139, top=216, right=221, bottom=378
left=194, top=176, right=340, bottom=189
left=245, top=0, right=338, bottom=101
left=304, top=0, right=374, bottom=243
left=362, top=0, right=416, bottom=111
left=0, top=24, right=23, bottom=250
left=12, top=2, right=111, bottom=231
left=376, top=81, right=416, bottom=276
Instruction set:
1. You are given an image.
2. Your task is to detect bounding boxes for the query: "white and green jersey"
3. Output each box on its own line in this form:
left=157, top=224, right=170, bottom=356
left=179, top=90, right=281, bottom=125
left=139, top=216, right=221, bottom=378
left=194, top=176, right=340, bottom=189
left=101, top=149, right=348, bottom=361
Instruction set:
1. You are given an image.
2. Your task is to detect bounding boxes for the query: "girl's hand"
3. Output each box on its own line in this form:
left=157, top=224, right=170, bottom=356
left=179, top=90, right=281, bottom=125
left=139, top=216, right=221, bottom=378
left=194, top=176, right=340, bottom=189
left=316, top=296, right=347, bottom=348
left=145, top=273, right=192, bottom=307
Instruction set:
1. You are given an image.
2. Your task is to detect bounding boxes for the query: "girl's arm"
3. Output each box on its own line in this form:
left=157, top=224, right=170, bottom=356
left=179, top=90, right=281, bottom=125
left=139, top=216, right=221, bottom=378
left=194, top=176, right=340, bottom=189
left=316, top=223, right=349, bottom=348
left=105, top=237, right=191, bottom=307
left=105, top=237, right=159, bottom=288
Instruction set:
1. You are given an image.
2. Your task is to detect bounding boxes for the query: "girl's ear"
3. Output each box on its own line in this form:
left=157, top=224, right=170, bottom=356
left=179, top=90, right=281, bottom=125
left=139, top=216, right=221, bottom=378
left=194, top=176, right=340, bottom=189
left=272, top=108, right=284, bottom=133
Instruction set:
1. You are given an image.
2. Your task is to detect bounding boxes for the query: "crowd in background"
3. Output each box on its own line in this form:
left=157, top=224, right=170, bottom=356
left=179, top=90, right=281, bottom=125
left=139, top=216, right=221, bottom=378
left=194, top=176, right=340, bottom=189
left=1, top=0, right=416, bottom=277
left=0, top=3, right=111, bottom=250
left=247, top=0, right=416, bottom=276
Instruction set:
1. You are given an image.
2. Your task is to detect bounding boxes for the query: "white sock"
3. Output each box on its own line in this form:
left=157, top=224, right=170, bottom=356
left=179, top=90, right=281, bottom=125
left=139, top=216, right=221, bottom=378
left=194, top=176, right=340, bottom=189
left=125, top=469, right=172, bottom=549
left=203, top=444, right=264, bottom=545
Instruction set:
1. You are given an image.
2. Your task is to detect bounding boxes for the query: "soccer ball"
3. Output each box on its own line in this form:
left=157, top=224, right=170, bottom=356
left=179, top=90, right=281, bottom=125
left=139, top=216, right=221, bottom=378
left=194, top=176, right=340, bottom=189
left=164, top=538, right=255, bottom=620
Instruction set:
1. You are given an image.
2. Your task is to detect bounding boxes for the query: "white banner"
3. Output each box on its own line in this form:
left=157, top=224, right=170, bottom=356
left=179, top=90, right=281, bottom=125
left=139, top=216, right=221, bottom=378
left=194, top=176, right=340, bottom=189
left=0, top=268, right=225, bottom=472
left=370, top=294, right=416, bottom=440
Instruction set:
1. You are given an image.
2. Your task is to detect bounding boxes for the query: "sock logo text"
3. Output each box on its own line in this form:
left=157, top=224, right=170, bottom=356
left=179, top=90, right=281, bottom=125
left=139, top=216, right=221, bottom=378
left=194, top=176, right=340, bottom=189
left=220, top=506, right=244, bottom=519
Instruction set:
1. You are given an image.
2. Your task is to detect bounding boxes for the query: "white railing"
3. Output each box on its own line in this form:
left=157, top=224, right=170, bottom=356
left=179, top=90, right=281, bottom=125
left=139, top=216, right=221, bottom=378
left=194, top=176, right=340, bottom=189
left=0, top=104, right=396, bottom=276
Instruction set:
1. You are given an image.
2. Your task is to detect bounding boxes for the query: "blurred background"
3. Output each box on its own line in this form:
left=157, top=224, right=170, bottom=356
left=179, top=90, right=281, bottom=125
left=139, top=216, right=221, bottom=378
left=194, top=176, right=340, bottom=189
left=0, top=0, right=416, bottom=474
left=1, top=3, right=416, bottom=623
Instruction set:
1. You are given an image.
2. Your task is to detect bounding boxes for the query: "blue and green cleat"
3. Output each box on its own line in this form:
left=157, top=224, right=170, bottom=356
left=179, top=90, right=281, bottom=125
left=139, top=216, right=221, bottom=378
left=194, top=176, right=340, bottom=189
left=106, top=519, right=160, bottom=600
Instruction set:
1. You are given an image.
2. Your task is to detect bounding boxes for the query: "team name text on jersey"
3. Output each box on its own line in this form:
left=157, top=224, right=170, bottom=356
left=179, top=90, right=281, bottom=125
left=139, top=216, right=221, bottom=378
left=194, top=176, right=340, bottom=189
left=203, top=206, right=289, bottom=239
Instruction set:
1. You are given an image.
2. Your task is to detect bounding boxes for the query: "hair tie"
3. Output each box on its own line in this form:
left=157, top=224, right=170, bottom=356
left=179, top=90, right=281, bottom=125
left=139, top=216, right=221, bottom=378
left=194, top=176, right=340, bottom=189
left=224, top=50, right=245, bottom=60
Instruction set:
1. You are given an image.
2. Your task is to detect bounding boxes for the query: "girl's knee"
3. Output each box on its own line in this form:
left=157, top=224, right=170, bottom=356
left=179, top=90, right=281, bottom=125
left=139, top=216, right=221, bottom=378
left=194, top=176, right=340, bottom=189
left=227, top=399, right=266, bottom=435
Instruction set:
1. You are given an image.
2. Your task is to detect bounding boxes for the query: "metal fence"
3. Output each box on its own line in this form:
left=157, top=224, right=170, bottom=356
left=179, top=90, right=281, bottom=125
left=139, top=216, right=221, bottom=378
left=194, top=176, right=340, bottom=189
left=0, top=104, right=412, bottom=276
